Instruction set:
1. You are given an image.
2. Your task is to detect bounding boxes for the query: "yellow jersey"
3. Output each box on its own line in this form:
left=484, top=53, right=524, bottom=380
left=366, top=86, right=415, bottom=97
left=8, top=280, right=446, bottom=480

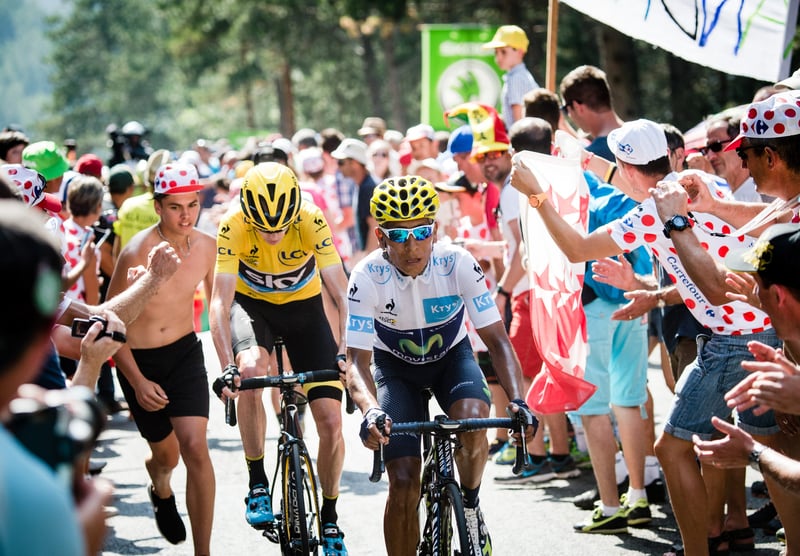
left=215, top=201, right=342, bottom=304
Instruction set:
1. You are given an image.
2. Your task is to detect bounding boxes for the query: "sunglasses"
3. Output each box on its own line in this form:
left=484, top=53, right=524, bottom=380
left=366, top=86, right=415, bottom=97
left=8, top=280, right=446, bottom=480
left=736, top=144, right=771, bottom=161
left=372, top=152, right=389, bottom=158
left=699, top=139, right=732, bottom=155
left=379, top=224, right=434, bottom=243
left=559, top=101, right=573, bottom=114
left=473, top=150, right=506, bottom=164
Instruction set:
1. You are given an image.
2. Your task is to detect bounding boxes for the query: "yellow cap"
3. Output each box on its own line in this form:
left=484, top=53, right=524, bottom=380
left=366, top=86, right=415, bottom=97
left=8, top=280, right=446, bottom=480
left=482, top=25, right=529, bottom=52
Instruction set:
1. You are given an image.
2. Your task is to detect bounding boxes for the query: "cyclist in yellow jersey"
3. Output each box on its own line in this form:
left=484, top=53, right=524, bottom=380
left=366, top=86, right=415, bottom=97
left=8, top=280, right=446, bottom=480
left=210, top=162, right=350, bottom=556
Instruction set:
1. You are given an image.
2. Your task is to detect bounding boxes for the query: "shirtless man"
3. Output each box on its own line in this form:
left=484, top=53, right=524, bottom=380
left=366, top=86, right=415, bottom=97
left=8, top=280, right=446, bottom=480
left=107, top=163, right=217, bottom=555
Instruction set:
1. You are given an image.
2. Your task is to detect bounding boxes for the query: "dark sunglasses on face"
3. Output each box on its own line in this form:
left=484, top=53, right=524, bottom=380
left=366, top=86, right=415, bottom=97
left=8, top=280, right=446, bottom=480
left=379, top=224, right=434, bottom=243
left=699, top=139, right=732, bottom=155
left=736, top=144, right=771, bottom=161
left=560, top=101, right=572, bottom=114
left=473, top=150, right=505, bottom=164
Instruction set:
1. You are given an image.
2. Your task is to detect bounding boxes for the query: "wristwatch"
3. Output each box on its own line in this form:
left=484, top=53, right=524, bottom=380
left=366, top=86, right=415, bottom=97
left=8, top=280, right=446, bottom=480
left=749, top=444, right=768, bottom=472
left=528, top=193, right=548, bottom=209
left=662, top=214, right=691, bottom=238
left=655, top=291, right=666, bottom=309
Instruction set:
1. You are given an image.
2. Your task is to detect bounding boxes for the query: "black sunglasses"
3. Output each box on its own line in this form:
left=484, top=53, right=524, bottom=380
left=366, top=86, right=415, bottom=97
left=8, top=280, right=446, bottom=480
left=736, top=144, right=772, bottom=161
left=559, top=101, right=573, bottom=114
left=699, top=139, right=732, bottom=155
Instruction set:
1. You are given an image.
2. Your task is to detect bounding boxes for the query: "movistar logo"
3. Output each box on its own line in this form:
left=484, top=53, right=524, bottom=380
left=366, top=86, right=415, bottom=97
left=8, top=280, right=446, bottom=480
left=398, top=335, right=443, bottom=356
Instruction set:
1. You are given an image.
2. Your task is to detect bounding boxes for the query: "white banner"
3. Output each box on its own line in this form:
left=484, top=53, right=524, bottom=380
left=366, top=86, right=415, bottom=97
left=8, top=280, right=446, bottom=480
left=560, top=0, right=799, bottom=81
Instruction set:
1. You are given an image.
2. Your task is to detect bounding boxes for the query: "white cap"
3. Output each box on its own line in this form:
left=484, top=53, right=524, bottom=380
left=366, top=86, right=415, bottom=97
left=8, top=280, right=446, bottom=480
left=607, top=119, right=669, bottom=165
left=331, top=138, right=368, bottom=166
left=406, top=123, right=435, bottom=142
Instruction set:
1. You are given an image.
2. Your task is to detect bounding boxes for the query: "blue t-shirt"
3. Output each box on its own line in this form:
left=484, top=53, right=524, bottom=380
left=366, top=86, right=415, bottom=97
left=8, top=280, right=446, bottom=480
left=0, top=426, right=84, bottom=555
left=583, top=171, right=652, bottom=304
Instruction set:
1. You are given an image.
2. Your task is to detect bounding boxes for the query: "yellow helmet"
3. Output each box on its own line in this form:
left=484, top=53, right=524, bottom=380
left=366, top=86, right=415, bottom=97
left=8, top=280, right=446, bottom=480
left=370, top=175, right=439, bottom=225
left=240, top=162, right=302, bottom=232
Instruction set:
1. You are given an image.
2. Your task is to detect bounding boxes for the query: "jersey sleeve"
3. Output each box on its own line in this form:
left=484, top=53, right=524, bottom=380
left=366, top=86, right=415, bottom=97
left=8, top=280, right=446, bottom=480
left=603, top=201, right=657, bottom=253
left=345, top=267, right=378, bottom=350
left=215, top=211, right=241, bottom=275
left=456, top=249, right=502, bottom=329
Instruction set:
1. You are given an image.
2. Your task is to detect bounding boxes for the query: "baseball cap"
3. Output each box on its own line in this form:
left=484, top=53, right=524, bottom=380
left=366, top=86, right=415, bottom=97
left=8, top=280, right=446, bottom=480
left=446, top=125, right=474, bottom=157
left=1, top=164, right=63, bottom=212
left=725, top=222, right=800, bottom=289
left=482, top=25, right=529, bottom=52
left=107, top=164, right=135, bottom=194
left=22, top=141, right=70, bottom=182
left=445, top=103, right=510, bottom=157
left=434, top=171, right=482, bottom=194
left=295, top=147, right=325, bottom=175
left=292, top=128, right=320, bottom=149
left=146, top=149, right=172, bottom=187
left=357, top=117, right=387, bottom=137
left=607, top=119, right=669, bottom=165
left=775, top=68, right=800, bottom=91
left=406, top=124, right=435, bottom=142
left=725, top=90, right=800, bottom=151
left=153, top=163, right=203, bottom=195
left=272, top=137, right=296, bottom=157
left=75, top=154, right=104, bottom=179
left=331, top=138, right=368, bottom=166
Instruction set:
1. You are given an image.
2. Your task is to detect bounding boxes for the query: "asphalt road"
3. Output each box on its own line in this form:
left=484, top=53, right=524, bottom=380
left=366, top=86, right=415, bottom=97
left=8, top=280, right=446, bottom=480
left=96, top=332, right=784, bottom=555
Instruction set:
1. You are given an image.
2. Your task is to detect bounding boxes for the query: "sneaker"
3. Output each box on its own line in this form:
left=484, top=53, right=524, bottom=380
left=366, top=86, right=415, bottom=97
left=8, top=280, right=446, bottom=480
left=493, top=442, right=516, bottom=465
left=645, top=477, right=667, bottom=504
left=549, top=455, right=581, bottom=479
left=777, top=527, right=786, bottom=545
left=620, top=494, right=652, bottom=527
left=321, top=523, right=348, bottom=556
left=244, top=485, right=274, bottom=529
left=148, top=484, right=186, bottom=544
left=488, top=438, right=506, bottom=458
left=572, top=479, right=628, bottom=510
left=464, top=506, right=492, bottom=555
left=573, top=506, right=629, bottom=534
left=495, top=459, right=556, bottom=484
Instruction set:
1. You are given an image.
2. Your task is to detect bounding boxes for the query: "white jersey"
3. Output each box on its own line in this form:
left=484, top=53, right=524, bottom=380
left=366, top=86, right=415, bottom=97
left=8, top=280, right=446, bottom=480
left=346, top=242, right=501, bottom=364
left=605, top=172, right=772, bottom=336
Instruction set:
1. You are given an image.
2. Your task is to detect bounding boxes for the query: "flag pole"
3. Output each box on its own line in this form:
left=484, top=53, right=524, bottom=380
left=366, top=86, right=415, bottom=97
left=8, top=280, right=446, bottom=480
left=546, top=0, right=560, bottom=92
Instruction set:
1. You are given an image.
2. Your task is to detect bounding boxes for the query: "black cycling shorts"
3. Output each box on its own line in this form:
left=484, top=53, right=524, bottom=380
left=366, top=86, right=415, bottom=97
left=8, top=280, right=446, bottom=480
left=119, top=332, right=209, bottom=443
left=374, top=337, right=491, bottom=462
left=230, top=292, right=342, bottom=402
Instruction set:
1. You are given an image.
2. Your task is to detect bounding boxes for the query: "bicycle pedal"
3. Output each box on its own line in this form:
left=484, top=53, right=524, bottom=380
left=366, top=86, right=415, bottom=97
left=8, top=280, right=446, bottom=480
left=261, top=527, right=280, bottom=544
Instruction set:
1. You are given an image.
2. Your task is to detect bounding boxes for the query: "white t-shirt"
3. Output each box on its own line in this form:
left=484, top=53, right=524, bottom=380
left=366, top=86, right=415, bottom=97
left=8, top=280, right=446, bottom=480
left=346, top=242, right=501, bottom=364
left=499, top=182, right=529, bottom=296
left=605, top=172, right=772, bottom=336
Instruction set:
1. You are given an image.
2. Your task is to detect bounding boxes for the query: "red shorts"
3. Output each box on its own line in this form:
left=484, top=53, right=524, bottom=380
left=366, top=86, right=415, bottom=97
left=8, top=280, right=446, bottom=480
left=508, top=290, right=544, bottom=379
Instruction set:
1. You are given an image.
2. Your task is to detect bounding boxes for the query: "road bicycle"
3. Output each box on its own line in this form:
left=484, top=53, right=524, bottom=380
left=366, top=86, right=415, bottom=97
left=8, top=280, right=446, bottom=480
left=223, top=338, right=339, bottom=555
left=370, top=390, right=535, bottom=556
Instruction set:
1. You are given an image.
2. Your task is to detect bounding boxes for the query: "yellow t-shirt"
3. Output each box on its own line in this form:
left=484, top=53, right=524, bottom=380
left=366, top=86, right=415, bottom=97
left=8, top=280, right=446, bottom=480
left=113, top=193, right=158, bottom=249
left=216, top=201, right=342, bottom=304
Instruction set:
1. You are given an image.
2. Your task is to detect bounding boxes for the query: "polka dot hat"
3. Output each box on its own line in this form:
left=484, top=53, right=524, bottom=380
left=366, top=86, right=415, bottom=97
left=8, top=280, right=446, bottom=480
left=1, top=164, right=62, bottom=212
left=153, top=163, right=203, bottom=195
left=726, top=90, right=800, bottom=151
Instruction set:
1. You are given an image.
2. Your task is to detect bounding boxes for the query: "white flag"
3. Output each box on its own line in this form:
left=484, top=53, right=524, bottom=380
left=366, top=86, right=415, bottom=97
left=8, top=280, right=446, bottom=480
left=561, top=0, right=799, bottom=81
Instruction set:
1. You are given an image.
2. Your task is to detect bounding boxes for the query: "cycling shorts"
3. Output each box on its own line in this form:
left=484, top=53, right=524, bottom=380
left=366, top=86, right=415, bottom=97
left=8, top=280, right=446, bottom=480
left=374, top=337, right=491, bottom=461
left=230, top=292, right=342, bottom=402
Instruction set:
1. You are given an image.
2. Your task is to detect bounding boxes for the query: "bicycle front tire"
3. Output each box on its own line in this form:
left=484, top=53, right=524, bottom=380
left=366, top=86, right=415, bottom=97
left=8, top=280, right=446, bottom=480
left=283, top=443, right=312, bottom=555
left=422, top=482, right=471, bottom=556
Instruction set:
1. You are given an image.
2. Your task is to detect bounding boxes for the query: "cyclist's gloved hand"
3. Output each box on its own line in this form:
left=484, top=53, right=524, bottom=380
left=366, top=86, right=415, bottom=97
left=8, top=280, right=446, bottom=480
left=212, top=364, right=240, bottom=401
left=359, top=407, right=390, bottom=445
left=508, top=398, right=539, bottom=438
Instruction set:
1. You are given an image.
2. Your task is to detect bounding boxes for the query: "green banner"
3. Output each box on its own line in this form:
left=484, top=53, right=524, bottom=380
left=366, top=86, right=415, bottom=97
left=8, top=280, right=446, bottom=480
left=421, top=25, right=504, bottom=130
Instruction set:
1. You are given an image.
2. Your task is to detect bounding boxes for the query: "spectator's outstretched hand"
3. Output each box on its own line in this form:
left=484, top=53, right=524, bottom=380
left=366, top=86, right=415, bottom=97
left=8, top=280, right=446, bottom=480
left=724, top=271, right=760, bottom=308
left=725, top=341, right=800, bottom=415
left=147, top=241, right=180, bottom=280
left=591, top=256, right=637, bottom=291
left=692, top=416, right=754, bottom=468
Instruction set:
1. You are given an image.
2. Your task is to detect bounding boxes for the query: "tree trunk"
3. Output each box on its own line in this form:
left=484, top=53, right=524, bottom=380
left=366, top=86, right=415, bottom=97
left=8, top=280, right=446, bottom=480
left=383, top=25, right=404, bottom=132
left=279, top=60, right=295, bottom=137
left=361, top=32, right=383, bottom=118
left=596, top=25, right=639, bottom=121
left=240, top=43, right=255, bottom=129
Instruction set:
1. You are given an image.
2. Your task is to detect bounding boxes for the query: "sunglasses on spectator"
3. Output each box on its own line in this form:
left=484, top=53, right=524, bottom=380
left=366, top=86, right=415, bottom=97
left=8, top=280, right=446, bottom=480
left=473, top=150, right=506, bottom=164
left=379, top=224, right=434, bottom=243
left=699, top=139, right=732, bottom=155
left=560, top=101, right=573, bottom=114
left=372, top=152, right=389, bottom=158
left=736, top=144, right=771, bottom=161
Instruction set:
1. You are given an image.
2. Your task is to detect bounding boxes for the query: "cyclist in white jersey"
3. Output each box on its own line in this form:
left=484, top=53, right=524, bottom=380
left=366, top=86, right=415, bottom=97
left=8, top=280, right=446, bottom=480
left=345, top=175, right=535, bottom=556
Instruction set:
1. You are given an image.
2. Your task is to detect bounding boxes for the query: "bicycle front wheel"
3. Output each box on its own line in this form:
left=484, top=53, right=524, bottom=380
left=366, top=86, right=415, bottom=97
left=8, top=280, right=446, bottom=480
left=423, top=482, right=471, bottom=556
left=282, top=443, right=321, bottom=555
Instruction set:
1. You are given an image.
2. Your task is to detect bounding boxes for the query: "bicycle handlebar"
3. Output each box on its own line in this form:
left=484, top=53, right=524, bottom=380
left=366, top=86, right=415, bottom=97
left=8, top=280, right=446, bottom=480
left=222, top=369, right=340, bottom=427
left=369, top=414, right=532, bottom=481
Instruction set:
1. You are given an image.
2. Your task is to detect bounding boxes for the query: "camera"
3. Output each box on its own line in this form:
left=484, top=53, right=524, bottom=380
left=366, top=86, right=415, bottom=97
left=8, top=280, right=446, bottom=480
left=71, top=315, right=126, bottom=343
left=6, top=387, right=106, bottom=489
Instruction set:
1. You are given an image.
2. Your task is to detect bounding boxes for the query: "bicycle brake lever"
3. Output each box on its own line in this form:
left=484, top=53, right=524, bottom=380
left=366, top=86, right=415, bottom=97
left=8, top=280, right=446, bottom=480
left=225, top=396, right=237, bottom=427
left=369, top=415, right=386, bottom=482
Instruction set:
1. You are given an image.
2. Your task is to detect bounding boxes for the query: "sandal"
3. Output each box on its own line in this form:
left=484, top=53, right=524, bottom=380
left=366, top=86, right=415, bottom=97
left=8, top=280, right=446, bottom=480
left=726, top=527, right=755, bottom=552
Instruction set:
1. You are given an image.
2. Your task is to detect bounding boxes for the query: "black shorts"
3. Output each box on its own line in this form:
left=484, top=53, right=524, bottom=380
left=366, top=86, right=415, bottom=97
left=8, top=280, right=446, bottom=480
left=374, top=337, right=491, bottom=462
left=118, top=332, right=209, bottom=443
left=230, top=292, right=342, bottom=402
